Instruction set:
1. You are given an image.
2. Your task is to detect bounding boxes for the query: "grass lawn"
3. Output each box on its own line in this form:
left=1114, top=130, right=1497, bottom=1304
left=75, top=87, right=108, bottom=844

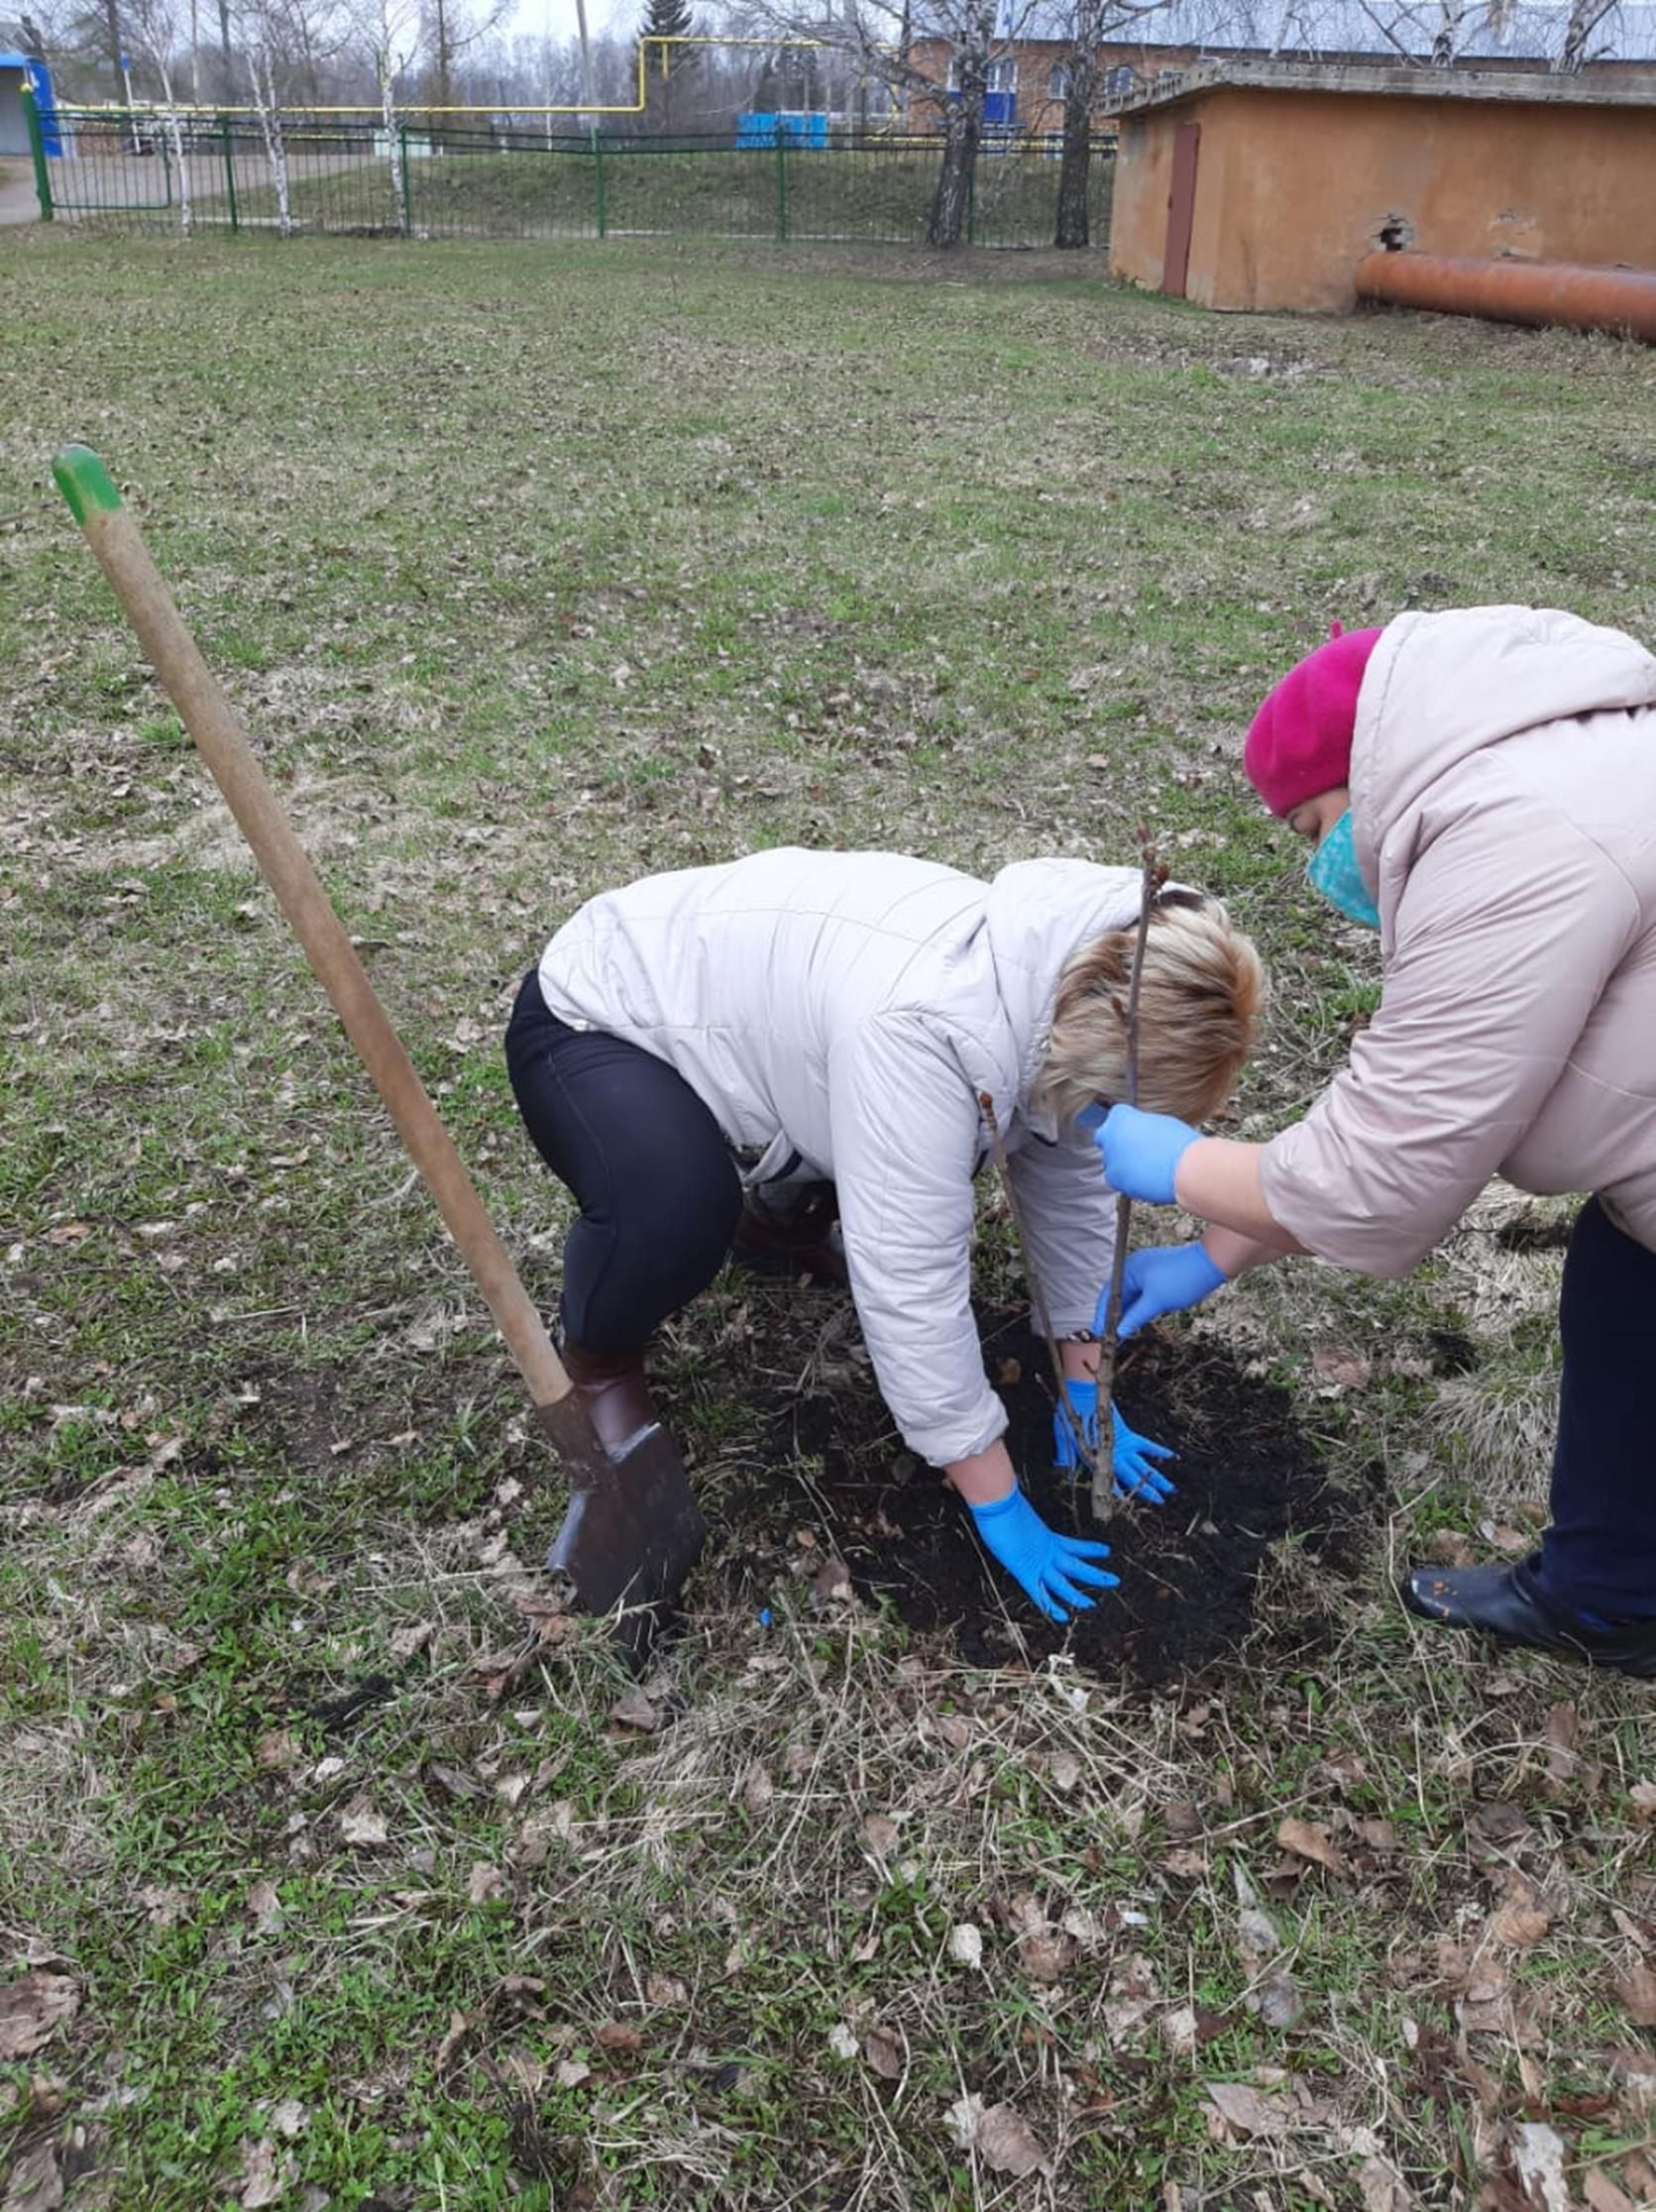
left=2, top=229, right=1654, bottom=2211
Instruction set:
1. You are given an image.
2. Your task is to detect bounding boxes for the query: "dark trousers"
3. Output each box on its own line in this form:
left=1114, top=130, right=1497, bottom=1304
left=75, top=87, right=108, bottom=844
left=503, top=968, right=742, bottom=1356
left=1540, top=1196, right=1656, bottom=1620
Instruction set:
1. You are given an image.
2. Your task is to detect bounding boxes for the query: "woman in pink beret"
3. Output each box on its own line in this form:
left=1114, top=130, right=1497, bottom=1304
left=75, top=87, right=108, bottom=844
left=1094, top=608, right=1656, bottom=1678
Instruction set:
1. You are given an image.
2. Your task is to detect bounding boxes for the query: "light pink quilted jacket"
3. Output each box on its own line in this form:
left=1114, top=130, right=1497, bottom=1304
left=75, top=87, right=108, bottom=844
left=1260, top=606, right=1656, bottom=1272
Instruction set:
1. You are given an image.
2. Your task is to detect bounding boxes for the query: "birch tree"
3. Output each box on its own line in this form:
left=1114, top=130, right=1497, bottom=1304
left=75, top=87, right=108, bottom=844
left=126, top=0, right=193, bottom=234
left=1557, top=0, right=1620, bottom=66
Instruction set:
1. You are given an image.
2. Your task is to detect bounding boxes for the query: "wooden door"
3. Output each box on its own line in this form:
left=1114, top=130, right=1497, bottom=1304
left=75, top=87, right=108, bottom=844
left=1160, top=121, right=1200, bottom=297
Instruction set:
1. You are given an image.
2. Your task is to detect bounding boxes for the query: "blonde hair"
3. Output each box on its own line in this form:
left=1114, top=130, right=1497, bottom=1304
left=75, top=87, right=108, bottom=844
left=1036, top=891, right=1266, bottom=1128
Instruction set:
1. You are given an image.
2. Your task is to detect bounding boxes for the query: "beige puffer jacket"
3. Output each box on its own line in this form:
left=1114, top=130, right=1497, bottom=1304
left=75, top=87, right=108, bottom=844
left=538, top=848, right=1143, bottom=1467
left=1260, top=606, right=1656, bottom=1272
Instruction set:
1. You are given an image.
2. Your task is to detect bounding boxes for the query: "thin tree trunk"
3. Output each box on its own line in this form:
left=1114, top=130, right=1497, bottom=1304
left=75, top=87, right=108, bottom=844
left=162, top=93, right=192, bottom=233
left=216, top=0, right=230, bottom=80
left=249, top=46, right=290, bottom=234
left=380, top=45, right=407, bottom=232
left=103, top=0, right=124, bottom=95
left=1053, top=48, right=1096, bottom=249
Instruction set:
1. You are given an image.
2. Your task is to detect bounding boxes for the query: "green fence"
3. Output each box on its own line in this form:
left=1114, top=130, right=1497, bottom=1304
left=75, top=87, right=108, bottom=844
left=31, top=110, right=1115, bottom=252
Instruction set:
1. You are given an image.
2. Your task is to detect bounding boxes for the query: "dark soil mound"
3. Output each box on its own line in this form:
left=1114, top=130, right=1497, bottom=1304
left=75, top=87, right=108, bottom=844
left=726, top=1310, right=1371, bottom=1685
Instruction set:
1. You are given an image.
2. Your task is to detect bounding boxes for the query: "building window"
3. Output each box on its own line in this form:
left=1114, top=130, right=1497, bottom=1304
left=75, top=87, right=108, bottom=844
left=1105, top=63, right=1137, bottom=96
left=1048, top=62, right=1071, bottom=98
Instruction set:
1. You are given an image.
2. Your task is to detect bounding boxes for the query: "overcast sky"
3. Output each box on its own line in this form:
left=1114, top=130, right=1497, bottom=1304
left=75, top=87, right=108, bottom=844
left=502, top=0, right=637, bottom=47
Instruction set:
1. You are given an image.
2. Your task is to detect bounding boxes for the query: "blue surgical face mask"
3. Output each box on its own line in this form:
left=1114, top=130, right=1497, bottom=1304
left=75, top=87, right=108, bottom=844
left=1306, top=810, right=1380, bottom=930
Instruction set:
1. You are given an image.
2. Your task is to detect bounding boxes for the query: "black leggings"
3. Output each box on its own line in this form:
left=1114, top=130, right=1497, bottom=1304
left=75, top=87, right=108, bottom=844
left=503, top=968, right=742, bottom=1355
left=1540, top=1195, right=1656, bottom=1620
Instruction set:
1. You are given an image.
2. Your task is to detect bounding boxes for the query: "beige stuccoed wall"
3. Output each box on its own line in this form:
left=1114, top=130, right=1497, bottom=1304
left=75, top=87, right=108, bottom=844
left=1110, top=86, right=1656, bottom=312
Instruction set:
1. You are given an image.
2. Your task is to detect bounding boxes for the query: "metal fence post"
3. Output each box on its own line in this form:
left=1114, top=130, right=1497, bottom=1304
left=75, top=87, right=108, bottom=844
left=220, top=115, right=239, bottom=233
left=775, top=119, right=788, bottom=243
left=593, top=129, right=606, bottom=239
left=23, top=89, right=52, bottom=221
left=399, top=124, right=413, bottom=235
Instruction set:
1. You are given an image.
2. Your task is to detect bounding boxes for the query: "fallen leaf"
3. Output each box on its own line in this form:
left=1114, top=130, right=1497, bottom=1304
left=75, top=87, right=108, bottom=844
left=0, top=1974, right=78, bottom=2061
left=812, top=1554, right=852, bottom=1604
left=1513, top=2122, right=1570, bottom=2212
left=1159, top=2005, right=1198, bottom=2055
left=644, top=1973, right=687, bottom=2007
left=425, top=1761, right=487, bottom=1803
left=1205, top=2081, right=1293, bottom=2138
left=386, top=1620, right=434, bottom=1660
left=861, top=1813, right=900, bottom=1856
left=256, top=1730, right=302, bottom=1771
left=1311, top=1345, right=1372, bottom=1388
left=1357, top=2157, right=1412, bottom=2212
left=1627, top=1782, right=1656, bottom=1825
left=1613, top=1962, right=1656, bottom=2027
left=861, top=2026, right=903, bottom=2080
left=268, top=2100, right=307, bottom=2140
left=1491, top=1908, right=1551, bottom=1949
left=977, top=2101, right=1049, bottom=2177
left=2, top=2138, right=64, bottom=2212
left=1238, top=1906, right=1281, bottom=1959
left=828, top=2022, right=858, bottom=2061
left=1276, top=1819, right=1349, bottom=1878
left=434, top=2010, right=472, bottom=2071
left=948, top=1923, right=984, bottom=1969
left=554, top=2058, right=591, bottom=2089
left=608, top=1689, right=662, bottom=1732
left=239, top=2137, right=292, bottom=2208
left=1163, top=1846, right=1209, bottom=1878
left=337, top=1801, right=387, bottom=1848
left=1620, top=2150, right=1656, bottom=2201
left=740, top=1764, right=774, bottom=1815
left=596, top=2021, right=643, bottom=2054
left=945, top=2090, right=984, bottom=2149
left=1544, top=1703, right=1580, bottom=1788
left=1048, top=1750, right=1080, bottom=1793
left=467, top=1863, right=505, bottom=1906
left=138, top=1884, right=187, bottom=1928
left=1258, top=1971, right=1304, bottom=2030
left=247, top=1880, right=284, bottom=1936
left=1585, top=2173, right=1638, bottom=2212
left=938, top=1713, right=973, bottom=1750
left=1017, top=1932, right=1076, bottom=1983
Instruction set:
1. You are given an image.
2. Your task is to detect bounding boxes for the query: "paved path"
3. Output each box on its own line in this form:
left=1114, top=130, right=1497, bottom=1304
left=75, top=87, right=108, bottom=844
left=0, top=162, right=42, bottom=223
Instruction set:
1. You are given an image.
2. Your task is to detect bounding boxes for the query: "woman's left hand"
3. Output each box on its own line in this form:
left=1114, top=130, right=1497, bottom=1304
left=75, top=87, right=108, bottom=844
left=1091, top=1102, right=1201, bottom=1205
left=1051, top=1382, right=1177, bottom=1504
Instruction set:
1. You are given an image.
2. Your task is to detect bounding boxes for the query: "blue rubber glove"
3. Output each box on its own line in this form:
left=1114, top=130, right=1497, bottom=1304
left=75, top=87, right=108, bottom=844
left=968, top=1485, right=1118, bottom=1623
left=1098, top=1243, right=1228, bottom=1342
left=1091, top=1102, right=1201, bottom=1206
left=1051, top=1382, right=1176, bottom=1504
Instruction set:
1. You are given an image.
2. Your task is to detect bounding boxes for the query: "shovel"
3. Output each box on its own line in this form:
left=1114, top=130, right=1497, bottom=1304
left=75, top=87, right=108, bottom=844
left=53, top=444, right=707, bottom=1648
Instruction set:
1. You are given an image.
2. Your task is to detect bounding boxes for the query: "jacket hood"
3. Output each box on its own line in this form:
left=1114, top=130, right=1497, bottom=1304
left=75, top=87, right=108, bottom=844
left=1353, top=606, right=1656, bottom=880
left=983, top=858, right=1150, bottom=1130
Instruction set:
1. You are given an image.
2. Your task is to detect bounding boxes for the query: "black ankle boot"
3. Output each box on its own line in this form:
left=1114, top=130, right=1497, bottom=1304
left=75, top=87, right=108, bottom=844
left=730, top=1184, right=848, bottom=1288
left=1402, top=1554, right=1656, bottom=1678
left=561, top=1341, right=659, bottom=1459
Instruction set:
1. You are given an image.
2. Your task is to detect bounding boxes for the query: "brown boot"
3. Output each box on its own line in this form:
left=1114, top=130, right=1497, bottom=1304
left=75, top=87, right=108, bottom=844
left=731, top=1185, right=849, bottom=1288
left=561, top=1341, right=659, bottom=1459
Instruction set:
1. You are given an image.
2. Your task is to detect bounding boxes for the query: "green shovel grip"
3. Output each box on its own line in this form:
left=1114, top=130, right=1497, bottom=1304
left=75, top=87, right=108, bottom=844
left=53, top=444, right=123, bottom=528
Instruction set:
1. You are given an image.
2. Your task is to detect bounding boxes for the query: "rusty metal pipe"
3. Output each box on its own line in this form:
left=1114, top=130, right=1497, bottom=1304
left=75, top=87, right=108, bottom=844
left=1356, top=251, right=1656, bottom=345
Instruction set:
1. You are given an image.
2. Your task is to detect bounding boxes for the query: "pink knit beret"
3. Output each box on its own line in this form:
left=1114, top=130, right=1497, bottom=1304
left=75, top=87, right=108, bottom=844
left=1244, top=626, right=1384, bottom=818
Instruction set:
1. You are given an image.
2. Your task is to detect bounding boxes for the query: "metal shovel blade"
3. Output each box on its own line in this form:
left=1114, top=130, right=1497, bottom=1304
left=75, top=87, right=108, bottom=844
left=537, top=1398, right=708, bottom=1637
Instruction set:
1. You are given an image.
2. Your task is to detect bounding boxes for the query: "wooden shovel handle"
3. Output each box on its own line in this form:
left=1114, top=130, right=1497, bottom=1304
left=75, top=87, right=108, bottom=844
left=54, top=445, right=572, bottom=1412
